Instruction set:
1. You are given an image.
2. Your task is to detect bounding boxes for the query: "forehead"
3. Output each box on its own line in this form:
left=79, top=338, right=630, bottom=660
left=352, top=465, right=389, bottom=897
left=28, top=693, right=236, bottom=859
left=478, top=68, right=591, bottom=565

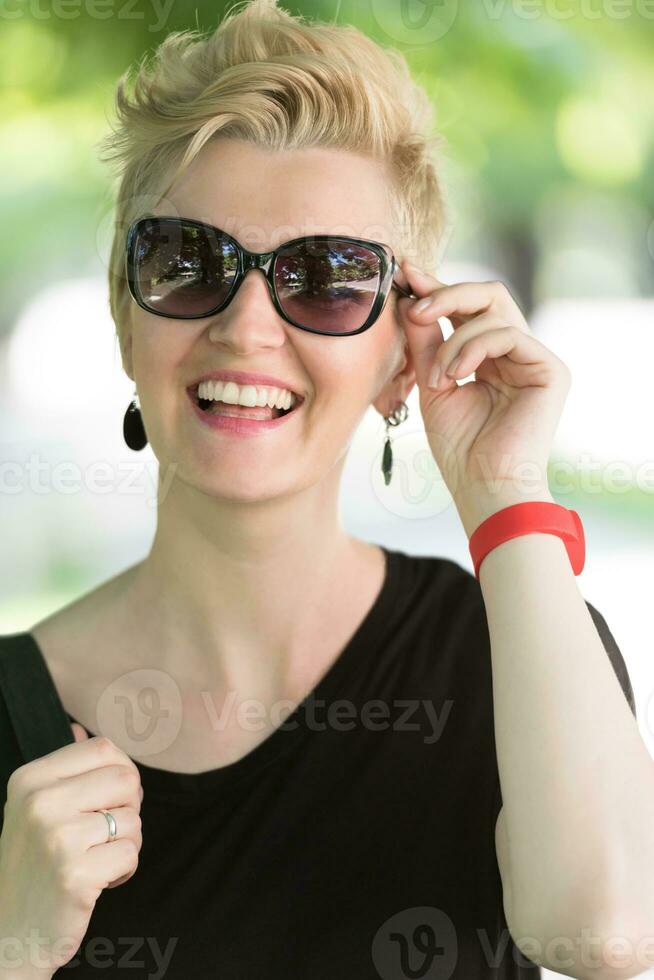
left=157, top=137, right=395, bottom=251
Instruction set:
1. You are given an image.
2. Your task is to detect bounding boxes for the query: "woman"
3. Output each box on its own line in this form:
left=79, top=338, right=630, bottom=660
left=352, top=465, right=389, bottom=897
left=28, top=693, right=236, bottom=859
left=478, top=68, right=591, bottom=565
left=0, top=1, right=649, bottom=978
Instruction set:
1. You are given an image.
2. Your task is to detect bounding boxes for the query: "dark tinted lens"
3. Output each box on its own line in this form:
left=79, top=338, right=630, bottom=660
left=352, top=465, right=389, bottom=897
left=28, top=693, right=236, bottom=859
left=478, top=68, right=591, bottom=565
left=132, top=218, right=238, bottom=317
left=274, top=240, right=381, bottom=334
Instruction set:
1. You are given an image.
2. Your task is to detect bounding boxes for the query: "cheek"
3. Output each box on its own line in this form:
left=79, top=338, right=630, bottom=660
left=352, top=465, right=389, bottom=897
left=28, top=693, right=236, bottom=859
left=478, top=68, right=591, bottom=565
left=314, top=340, right=381, bottom=395
left=350, top=304, right=399, bottom=373
left=131, top=316, right=195, bottom=385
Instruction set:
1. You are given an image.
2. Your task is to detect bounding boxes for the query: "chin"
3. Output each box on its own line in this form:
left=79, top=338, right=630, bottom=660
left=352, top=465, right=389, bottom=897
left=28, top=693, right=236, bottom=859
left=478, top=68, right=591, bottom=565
left=183, top=468, right=300, bottom=505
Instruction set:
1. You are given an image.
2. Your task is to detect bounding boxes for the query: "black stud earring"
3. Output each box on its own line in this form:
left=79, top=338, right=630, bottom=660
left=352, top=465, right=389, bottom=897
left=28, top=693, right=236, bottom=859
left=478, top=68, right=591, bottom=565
left=381, top=401, right=409, bottom=486
left=123, top=388, right=148, bottom=451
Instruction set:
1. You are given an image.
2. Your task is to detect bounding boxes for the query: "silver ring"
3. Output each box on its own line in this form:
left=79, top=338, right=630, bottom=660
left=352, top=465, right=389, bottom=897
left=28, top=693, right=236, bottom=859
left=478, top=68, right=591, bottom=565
left=100, top=809, right=117, bottom=842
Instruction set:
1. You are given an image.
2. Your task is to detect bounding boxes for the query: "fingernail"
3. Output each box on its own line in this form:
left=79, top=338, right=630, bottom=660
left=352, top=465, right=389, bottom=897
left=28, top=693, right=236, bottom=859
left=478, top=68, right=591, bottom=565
left=414, top=297, right=433, bottom=314
left=427, top=363, right=441, bottom=389
left=447, top=355, right=462, bottom=376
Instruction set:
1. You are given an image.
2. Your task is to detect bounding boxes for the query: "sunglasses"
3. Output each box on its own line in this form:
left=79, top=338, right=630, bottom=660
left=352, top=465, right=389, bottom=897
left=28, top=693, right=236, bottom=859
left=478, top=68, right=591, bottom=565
left=125, top=215, right=415, bottom=338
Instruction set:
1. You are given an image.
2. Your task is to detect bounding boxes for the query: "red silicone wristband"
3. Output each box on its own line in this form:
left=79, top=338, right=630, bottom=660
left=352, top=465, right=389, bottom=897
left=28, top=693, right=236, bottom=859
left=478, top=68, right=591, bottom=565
left=468, top=501, right=585, bottom=579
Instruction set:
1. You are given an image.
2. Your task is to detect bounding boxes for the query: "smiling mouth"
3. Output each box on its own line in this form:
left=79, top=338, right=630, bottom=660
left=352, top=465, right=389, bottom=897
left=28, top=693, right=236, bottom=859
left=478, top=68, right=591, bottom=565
left=190, top=385, right=303, bottom=420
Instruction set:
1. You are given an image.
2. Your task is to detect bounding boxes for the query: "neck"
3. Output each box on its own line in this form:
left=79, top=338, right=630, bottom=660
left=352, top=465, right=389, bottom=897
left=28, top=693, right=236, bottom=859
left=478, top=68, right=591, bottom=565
left=122, top=464, right=373, bottom=701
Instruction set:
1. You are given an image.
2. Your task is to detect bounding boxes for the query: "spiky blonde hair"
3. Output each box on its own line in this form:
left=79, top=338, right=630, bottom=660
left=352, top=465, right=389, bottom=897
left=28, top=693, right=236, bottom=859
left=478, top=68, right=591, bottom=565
left=98, top=0, right=450, bottom=349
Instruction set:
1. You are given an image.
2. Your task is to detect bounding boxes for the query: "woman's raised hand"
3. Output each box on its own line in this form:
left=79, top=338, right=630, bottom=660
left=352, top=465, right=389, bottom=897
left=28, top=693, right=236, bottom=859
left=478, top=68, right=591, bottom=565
left=396, top=261, right=571, bottom=533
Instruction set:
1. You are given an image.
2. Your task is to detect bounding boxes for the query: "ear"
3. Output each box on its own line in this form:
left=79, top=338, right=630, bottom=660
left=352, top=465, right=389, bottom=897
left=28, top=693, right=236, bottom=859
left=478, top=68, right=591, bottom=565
left=371, top=299, right=417, bottom=418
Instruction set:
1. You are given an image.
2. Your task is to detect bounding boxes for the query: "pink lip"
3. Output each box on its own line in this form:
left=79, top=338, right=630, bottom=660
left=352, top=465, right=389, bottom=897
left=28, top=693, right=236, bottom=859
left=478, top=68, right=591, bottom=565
left=186, top=387, right=302, bottom=436
left=187, top=369, right=304, bottom=398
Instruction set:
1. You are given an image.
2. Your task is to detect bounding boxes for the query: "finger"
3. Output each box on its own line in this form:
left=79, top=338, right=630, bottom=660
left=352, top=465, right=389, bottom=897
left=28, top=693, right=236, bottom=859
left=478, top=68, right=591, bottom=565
left=395, top=262, right=449, bottom=326
left=71, top=722, right=90, bottom=742
left=107, top=870, right=137, bottom=890
left=85, top=805, right=142, bottom=851
left=392, top=260, right=414, bottom=296
left=433, top=311, right=518, bottom=373
left=406, top=276, right=528, bottom=330
left=441, top=325, right=561, bottom=385
left=79, top=835, right=140, bottom=891
left=11, top=734, right=138, bottom=797
left=54, top=764, right=142, bottom=815
left=408, top=308, right=505, bottom=394
left=400, top=296, right=447, bottom=392
left=54, top=804, right=142, bottom=852
left=401, top=261, right=449, bottom=302
left=402, top=260, right=446, bottom=287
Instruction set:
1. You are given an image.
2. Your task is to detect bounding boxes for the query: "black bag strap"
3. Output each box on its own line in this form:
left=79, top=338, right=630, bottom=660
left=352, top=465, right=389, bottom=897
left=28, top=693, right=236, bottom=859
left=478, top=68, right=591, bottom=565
left=0, top=633, right=74, bottom=764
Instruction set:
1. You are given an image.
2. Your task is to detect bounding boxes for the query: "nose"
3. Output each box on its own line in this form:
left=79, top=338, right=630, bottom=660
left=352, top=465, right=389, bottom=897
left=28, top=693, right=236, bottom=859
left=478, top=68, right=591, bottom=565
left=206, top=267, right=286, bottom=349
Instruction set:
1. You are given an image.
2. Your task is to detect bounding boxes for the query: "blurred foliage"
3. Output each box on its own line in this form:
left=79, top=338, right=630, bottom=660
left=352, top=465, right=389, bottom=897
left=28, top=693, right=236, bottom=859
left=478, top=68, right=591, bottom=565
left=1, top=0, right=652, bottom=618
left=1, top=0, right=653, bottom=331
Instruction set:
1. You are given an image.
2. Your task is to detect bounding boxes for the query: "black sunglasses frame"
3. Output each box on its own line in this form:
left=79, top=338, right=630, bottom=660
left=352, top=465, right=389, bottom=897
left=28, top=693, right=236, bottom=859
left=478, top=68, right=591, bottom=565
left=125, top=215, right=415, bottom=338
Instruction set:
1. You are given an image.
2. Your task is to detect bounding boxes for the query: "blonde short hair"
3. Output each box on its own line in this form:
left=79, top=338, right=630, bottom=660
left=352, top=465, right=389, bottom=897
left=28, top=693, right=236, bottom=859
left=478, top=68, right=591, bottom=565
left=98, top=0, right=450, bottom=348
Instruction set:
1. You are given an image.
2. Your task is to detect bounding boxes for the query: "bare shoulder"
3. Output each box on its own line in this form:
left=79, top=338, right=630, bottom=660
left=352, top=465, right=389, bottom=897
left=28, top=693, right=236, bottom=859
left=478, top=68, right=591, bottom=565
left=31, top=562, right=140, bottom=653
left=29, top=562, right=142, bottom=715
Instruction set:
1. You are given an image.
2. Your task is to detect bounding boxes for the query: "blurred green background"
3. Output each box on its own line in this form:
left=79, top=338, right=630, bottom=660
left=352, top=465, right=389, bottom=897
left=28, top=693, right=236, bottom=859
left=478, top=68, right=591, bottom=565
left=1, top=1, right=653, bottom=742
left=2, top=0, right=653, bottom=323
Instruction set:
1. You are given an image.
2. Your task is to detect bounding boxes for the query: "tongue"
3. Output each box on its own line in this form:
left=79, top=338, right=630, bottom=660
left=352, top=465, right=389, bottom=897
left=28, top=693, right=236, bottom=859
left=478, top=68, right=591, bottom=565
left=205, top=401, right=280, bottom=420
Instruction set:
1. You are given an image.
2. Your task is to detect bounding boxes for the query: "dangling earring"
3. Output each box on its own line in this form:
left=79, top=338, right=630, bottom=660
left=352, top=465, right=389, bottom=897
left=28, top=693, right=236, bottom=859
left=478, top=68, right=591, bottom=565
left=123, top=388, right=148, bottom=451
left=381, top=401, right=409, bottom=486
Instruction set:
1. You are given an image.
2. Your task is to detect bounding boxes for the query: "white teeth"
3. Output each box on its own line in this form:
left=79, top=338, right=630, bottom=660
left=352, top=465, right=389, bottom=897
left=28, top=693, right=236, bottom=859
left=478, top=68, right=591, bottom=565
left=196, top=380, right=298, bottom=410
left=221, top=381, right=242, bottom=405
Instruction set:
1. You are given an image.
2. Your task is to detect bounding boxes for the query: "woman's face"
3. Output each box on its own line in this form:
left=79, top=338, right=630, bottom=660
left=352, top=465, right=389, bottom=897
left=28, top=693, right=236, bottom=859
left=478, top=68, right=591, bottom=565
left=120, top=137, right=416, bottom=501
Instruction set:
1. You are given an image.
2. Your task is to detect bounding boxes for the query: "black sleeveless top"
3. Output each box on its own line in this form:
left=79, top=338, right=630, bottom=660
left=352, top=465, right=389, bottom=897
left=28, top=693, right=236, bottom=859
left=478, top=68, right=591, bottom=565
left=0, top=546, right=636, bottom=978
